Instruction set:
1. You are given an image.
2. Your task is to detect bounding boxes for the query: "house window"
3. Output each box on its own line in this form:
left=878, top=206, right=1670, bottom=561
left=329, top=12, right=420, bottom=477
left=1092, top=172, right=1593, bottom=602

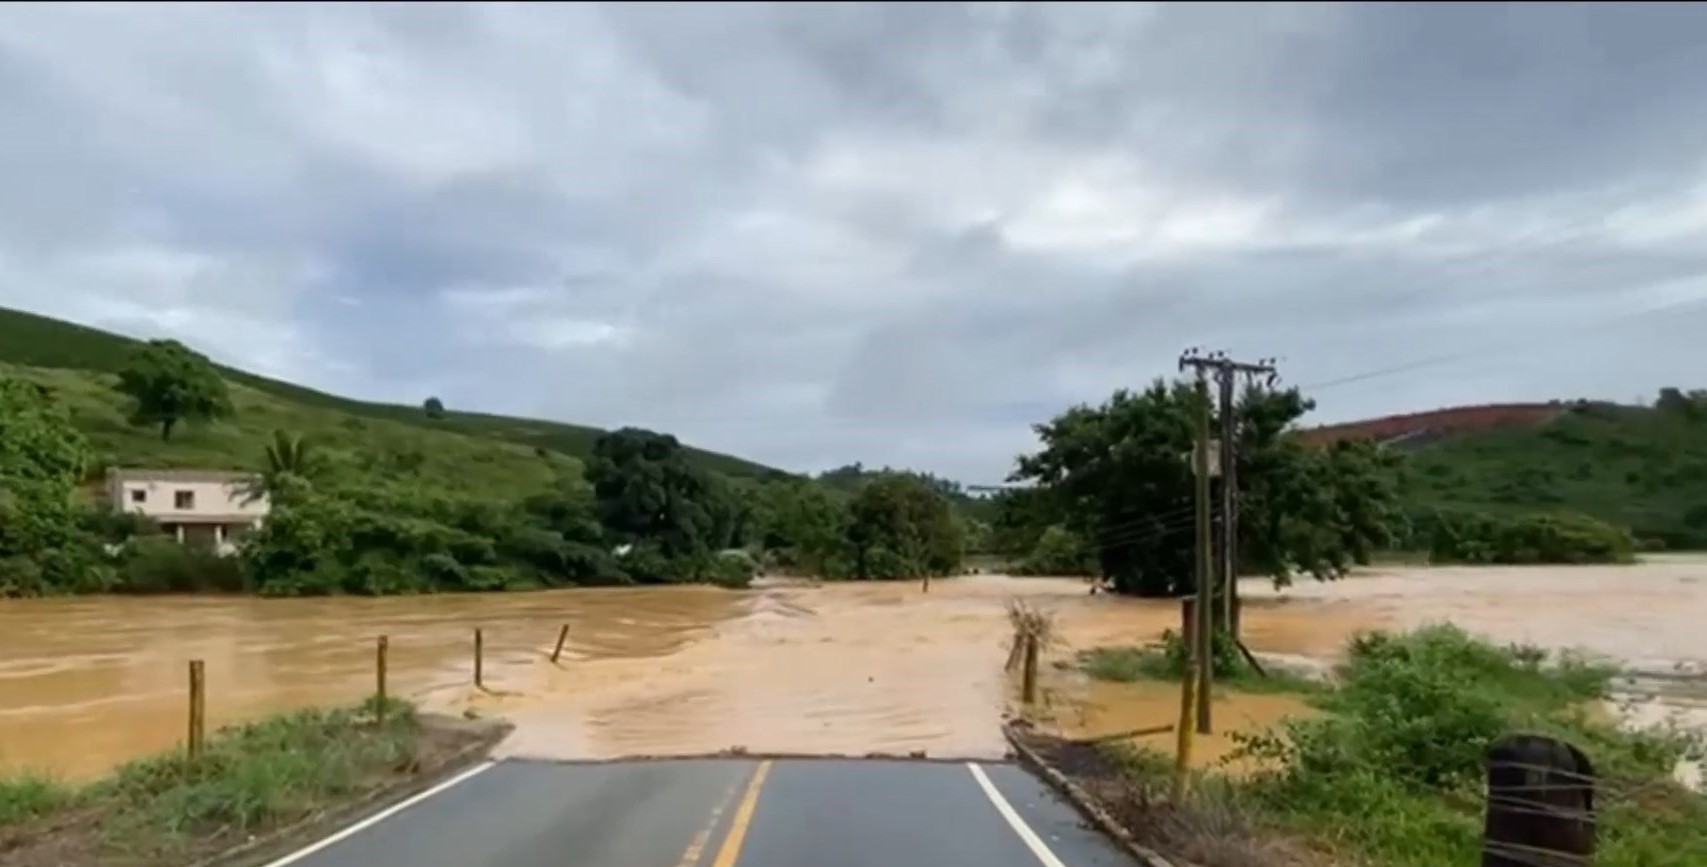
left=130, top=489, right=147, bottom=504
left=174, top=490, right=195, bottom=510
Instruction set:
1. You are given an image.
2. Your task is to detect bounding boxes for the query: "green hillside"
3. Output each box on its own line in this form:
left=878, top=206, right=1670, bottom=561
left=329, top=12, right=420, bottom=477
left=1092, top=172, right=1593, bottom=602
left=0, top=306, right=785, bottom=482
left=1395, top=394, right=1707, bottom=549
left=0, top=362, right=571, bottom=500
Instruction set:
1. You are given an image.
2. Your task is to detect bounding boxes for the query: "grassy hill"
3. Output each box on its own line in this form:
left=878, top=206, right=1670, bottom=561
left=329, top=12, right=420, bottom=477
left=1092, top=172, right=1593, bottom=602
left=3, top=362, right=568, bottom=501
left=0, top=306, right=786, bottom=483
left=1310, top=397, right=1707, bottom=549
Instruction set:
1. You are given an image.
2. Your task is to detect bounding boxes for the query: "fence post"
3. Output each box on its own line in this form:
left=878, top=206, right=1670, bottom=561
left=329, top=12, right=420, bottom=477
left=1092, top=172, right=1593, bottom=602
left=551, top=624, right=570, bottom=664
left=474, top=628, right=484, bottom=689
left=922, top=573, right=931, bottom=594
left=1482, top=733, right=1596, bottom=867
left=376, top=635, right=389, bottom=724
left=1021, top=634, right=1039, bottom=705
left=187, top=660, right=206, bottom=761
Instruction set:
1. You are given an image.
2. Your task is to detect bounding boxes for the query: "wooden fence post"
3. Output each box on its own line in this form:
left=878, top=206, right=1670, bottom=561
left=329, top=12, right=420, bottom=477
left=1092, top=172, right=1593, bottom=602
left=474, top=628, right=484, bottom=689
left=1482, top=733, right=1596, bottom=867
left=1021, top=634, right=1039, bottom=705
left=922, top=573, right=931, bottom=594
left=376, top=635, right=389, bottom=724
left=551, top=624, right=570, bottom=664
left=187, top=660, right=206, bottom=760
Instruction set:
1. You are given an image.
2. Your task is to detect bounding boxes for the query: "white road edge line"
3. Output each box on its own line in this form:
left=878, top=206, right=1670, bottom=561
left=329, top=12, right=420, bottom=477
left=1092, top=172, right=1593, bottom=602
left=966, top=762, right=1069, bottom=867
left=257, top=760, right=498, bottom=867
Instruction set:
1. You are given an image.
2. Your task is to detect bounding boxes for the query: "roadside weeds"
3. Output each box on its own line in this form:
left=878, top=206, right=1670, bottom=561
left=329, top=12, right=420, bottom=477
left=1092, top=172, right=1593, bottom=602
left=0, top=697, right=508, bottom=867
left=1019, top=625, right=1707, bottom=867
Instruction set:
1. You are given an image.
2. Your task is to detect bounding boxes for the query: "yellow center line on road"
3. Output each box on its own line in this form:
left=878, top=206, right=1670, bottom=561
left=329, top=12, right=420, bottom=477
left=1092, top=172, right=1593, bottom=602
left=674, top=780, right=741, bottom=867
left=708, top=759, right=773, bottom=867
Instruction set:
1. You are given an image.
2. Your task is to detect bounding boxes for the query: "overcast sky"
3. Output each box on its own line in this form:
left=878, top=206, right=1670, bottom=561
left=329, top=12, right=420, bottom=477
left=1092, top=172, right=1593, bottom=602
left=3, top=3, right=1706, bottom=482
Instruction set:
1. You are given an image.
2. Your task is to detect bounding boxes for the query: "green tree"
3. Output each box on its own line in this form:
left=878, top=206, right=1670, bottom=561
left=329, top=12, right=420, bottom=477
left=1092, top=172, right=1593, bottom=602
left=845, top=473, right=964, bottom=579
left=114, top=339, right=232, bottom=441
left=239, top=430, right=325, bottom=505
left=585, top=428, right=720, bottom=562
left=0, top=379, right=107, bottom=595
left=752, top=478, right=850, bottom=575
left=988, top=486, right=1067, bottom=558
left=1012, top=378, right=1398, bottom=597
left=1012, top=381, right=1197, bottom=596
left=1019, top=525, right=1097, bottom=576
left=423, top=396, right=446, bottom=419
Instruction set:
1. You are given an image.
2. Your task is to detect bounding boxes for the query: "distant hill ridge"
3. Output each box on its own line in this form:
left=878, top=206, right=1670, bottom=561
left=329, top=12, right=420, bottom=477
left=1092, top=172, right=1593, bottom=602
left=0, top=305, right=784, bottom=481
left=1297, top=402, right=1563, bottom=447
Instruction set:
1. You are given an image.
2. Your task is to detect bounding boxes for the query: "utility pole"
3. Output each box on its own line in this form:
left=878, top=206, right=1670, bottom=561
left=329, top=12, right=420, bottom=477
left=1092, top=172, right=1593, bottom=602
left=1190, top=369, right=1214, bottom=735
left=1180, top=349, right=1278, bottom=734
left=1217, top=366, right=1238, bottom=638
left=1213, top=356, right=1276, bottom=638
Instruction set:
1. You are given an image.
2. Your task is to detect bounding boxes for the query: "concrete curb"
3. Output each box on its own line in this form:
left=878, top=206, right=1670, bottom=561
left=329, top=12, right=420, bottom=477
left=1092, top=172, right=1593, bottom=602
left=199, top=716, right=515, bottom=867
left=1002, top=722, right=1191, bottom=867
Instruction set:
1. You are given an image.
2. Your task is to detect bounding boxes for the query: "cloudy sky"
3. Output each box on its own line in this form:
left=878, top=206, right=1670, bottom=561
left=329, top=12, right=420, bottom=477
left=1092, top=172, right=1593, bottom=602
left=3, top=3, right=1707, bottom=482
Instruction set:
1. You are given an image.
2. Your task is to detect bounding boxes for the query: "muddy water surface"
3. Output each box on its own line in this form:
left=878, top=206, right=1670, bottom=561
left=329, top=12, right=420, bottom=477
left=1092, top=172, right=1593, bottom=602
left=2, top=560, right=1703, bottom=780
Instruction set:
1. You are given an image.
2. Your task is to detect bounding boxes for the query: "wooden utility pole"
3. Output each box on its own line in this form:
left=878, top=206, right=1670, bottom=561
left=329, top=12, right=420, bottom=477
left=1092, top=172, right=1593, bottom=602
left=1218, top=357, right=1276, bottom=638
left=1189, top=368, right=1216, bottom=734
left=1182, top=350, right=1277, bottom=642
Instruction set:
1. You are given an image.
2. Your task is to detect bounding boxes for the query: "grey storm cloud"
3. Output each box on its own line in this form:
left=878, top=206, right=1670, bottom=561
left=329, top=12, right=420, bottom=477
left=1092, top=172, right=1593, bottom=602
left=3, top=2, right=1707, bottom=482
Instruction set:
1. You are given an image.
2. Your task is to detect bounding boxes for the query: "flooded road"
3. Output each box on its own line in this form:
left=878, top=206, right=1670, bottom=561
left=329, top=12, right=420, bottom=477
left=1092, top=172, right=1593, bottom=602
left=2, top=559, right=1704, bottom=780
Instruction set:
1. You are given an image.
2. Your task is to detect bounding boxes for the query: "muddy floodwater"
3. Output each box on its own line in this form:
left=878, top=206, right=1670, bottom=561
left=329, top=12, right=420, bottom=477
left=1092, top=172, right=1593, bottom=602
left=3, top=559, right=1705, bottom=780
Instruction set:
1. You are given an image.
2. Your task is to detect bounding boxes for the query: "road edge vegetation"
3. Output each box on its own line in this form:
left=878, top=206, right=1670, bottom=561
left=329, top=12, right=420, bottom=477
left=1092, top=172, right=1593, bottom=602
left=0, top=698, right=512, bottom=867
left=1015, top=626, right=1707, bottom=867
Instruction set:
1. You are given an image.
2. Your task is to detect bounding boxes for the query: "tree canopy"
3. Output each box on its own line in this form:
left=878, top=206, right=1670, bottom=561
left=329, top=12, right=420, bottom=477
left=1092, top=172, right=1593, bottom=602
left=845, top=472, right=964, bottom=579
left=0, top=378, right=106, bottom=594
left=1010, top=377, right=1400, bottom=596
left=584, top=427, right=747, bottom=582
left=422, top=396, right=446, bottom=419
left=115, top=339, right=232, bottom=441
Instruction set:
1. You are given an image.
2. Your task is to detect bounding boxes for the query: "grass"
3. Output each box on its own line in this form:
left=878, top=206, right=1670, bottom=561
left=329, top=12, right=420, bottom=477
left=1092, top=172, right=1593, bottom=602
left=0, top=304, right=784, bottom=482
left=1075, top=625, right=1707, bottom=867
left=0, top=775, right=74, bottom=826
left=1078, top=633, right=1327, bottom=697
left=0, top=697, right=450, bottom=866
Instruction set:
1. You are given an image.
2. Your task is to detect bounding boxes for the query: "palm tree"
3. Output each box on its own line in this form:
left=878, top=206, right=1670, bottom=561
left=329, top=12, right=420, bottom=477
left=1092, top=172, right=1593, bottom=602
left=237, top=430, right=323, bottom=504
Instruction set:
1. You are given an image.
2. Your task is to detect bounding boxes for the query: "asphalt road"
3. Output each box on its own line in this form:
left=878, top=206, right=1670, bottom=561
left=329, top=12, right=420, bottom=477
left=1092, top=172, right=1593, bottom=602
left=262, top=758, right=1143, bottom=867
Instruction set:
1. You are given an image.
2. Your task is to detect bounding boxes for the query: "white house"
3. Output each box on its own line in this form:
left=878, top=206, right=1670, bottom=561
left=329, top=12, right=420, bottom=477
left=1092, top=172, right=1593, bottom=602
left=107, top=468, right=268, bottom=555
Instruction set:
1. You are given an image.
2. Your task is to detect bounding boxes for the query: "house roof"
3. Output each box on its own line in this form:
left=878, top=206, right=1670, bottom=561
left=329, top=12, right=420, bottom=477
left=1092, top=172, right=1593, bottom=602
left=107, top=467, right=258, bottom=484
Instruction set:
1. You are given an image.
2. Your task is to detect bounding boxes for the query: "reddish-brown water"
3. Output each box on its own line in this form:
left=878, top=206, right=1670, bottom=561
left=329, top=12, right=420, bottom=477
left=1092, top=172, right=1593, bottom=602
left=2, top=561, right=1702, bottom=780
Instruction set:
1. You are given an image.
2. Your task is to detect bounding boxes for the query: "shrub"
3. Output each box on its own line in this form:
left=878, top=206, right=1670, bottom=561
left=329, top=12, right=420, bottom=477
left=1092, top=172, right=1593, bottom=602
left=1420, top=508, right=1636, bottom=564
left=1223, top=625, right=1704, bottom=867
left=1017, top=525, right=1097, bottom=576
left=120, top=537, right=248, bottom=593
